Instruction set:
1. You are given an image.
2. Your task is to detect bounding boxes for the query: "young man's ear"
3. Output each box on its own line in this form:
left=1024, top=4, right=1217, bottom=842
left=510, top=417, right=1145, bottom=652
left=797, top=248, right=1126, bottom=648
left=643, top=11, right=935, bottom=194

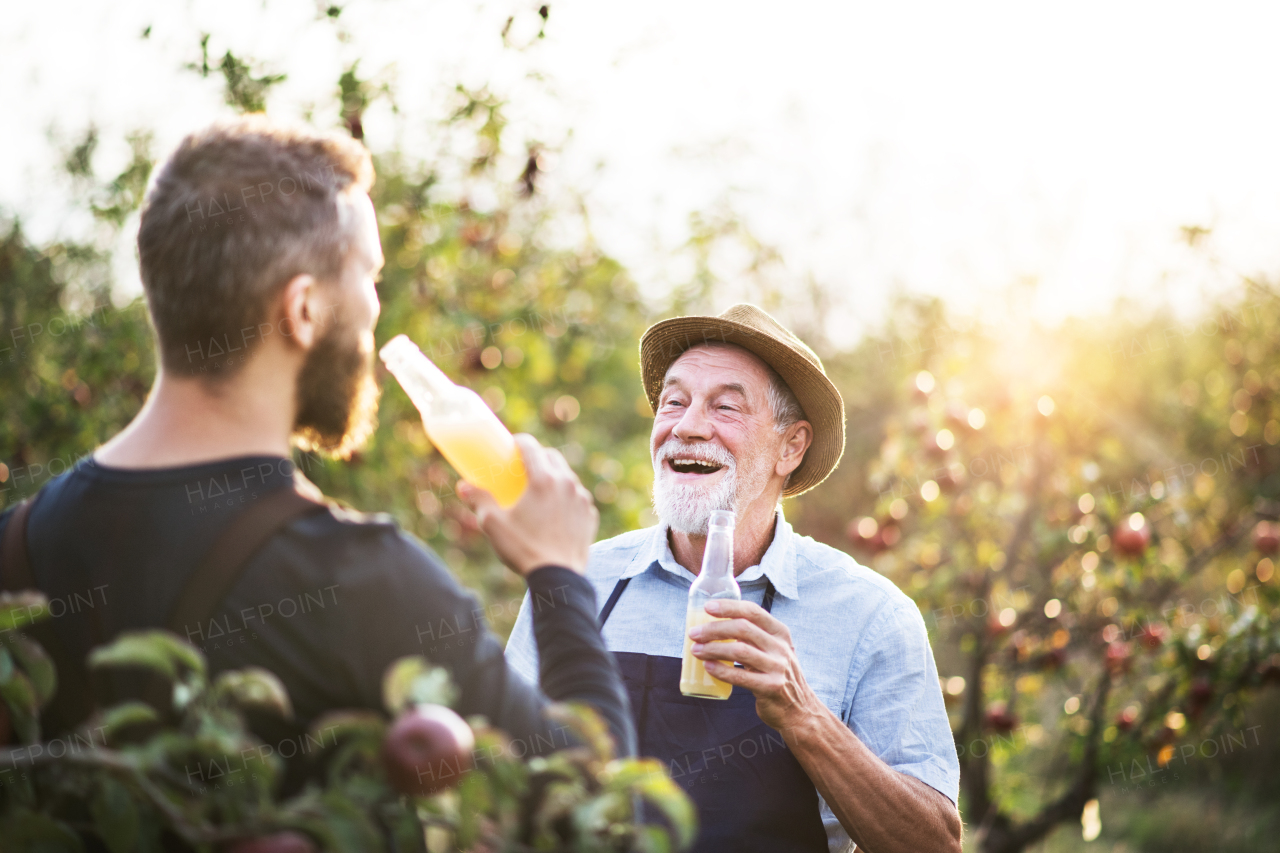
left=279, top=274, right=321, bottom=350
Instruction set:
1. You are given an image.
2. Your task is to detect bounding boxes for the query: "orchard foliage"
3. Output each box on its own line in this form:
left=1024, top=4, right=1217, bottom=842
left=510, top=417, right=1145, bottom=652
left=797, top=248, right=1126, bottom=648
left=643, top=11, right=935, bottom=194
left=794, top=290, right=1280, bottom=852
left=0, top=595, right=693, bottom=852
left=4, top=8, right=1280, bottom=853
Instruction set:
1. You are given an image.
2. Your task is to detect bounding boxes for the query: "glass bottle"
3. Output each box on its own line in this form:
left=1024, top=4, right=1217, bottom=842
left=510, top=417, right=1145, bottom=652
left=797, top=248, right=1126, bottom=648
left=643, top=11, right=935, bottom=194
left=379, top=335, right=528, bottom=508
left=679, top=510, right=741, bottom=699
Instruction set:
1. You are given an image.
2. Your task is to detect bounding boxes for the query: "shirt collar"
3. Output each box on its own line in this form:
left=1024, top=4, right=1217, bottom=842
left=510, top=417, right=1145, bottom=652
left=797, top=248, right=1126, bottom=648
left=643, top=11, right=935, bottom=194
left=621, top=508, right=800, bottom=600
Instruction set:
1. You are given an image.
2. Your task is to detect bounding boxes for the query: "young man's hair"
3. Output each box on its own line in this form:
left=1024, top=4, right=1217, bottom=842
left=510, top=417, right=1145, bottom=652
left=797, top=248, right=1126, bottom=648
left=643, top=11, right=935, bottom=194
left=137, top=116, right=374, bottom=377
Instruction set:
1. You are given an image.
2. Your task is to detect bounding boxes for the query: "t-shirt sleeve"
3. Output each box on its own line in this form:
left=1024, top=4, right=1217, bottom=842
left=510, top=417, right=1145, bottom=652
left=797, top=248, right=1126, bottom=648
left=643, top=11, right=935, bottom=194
left=843, top=598, right=960, bottom=805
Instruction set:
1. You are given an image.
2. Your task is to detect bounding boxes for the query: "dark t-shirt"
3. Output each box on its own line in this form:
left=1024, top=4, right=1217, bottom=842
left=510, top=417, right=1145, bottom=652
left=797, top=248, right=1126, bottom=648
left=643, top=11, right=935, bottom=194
left=0, top=455, right=634, bottom=773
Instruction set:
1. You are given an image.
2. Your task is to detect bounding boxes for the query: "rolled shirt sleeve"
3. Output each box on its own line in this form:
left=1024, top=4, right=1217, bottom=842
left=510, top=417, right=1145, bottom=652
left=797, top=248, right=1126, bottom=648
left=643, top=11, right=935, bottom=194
left=844, top=597, right=960, bottom=803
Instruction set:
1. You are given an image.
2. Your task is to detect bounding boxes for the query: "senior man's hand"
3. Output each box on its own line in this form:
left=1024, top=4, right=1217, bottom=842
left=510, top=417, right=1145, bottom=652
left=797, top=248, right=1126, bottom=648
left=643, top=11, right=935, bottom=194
left=688, top=598, right=826, bottom=732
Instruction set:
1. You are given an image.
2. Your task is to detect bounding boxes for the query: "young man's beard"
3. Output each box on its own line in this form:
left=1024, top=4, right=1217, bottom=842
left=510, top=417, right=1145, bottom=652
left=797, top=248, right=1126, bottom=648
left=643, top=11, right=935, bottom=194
left=292, top=320, right=381, bottom=460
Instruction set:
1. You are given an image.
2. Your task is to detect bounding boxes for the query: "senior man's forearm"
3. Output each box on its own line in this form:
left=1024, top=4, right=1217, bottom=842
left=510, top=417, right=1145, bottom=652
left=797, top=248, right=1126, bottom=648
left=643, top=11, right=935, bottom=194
left=782, top=707, right=962, bottom=853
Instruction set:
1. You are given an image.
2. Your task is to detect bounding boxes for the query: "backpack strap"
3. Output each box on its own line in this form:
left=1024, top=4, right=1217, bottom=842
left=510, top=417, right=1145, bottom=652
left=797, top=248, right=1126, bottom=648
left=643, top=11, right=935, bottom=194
left=1, top=496, right=96, bottom=734
left=166, top=484, right=328, bottom=639
left=144, top=483, right=327, bottom=715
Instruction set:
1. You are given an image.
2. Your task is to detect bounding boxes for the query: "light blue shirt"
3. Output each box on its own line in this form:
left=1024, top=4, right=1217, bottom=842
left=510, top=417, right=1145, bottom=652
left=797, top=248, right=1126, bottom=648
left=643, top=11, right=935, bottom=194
left=504, top=510, right=960, bottom=853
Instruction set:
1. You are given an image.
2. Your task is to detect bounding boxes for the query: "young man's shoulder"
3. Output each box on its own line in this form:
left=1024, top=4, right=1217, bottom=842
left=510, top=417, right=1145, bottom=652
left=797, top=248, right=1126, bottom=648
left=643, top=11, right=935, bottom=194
left=268, top=501, right=450, bottom=587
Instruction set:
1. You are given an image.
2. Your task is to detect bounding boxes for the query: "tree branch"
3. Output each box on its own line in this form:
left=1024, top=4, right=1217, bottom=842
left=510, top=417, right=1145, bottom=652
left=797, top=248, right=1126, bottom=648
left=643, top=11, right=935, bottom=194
left=979, top=672, right=1111, bottom=853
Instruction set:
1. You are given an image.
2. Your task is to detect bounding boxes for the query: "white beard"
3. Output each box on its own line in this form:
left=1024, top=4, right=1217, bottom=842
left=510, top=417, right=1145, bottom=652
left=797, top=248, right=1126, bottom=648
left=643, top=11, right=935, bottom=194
left=651, top=440, right=739, bottom=534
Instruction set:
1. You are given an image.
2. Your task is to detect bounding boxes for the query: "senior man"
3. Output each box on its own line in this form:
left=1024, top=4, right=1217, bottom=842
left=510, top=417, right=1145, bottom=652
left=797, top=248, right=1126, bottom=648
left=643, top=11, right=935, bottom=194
left=505, top=305, right=961, bottom=853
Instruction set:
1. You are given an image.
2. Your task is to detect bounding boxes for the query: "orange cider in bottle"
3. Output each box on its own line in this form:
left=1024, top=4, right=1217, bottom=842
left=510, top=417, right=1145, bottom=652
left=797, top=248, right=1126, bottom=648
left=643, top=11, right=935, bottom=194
left=679, top=509, right=741, bottom=699
left=379, top=335, right=528, bottom=508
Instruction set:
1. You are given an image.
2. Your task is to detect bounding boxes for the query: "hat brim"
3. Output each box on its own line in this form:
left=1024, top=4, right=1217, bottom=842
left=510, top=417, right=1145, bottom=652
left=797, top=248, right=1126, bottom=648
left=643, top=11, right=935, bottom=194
left=639, top=316, right=845, bottom=497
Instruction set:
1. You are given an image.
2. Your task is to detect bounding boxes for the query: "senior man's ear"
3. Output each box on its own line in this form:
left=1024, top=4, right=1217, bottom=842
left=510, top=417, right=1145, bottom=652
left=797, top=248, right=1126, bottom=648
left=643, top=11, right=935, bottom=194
left=776, top=420, right=813, bottom=478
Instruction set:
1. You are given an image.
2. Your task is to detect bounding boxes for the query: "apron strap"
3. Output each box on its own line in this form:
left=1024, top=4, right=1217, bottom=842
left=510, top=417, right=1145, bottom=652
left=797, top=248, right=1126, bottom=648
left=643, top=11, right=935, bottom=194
left=598, top=577, right=631, bottom=626
left=598, top=575, right=779, bottom=627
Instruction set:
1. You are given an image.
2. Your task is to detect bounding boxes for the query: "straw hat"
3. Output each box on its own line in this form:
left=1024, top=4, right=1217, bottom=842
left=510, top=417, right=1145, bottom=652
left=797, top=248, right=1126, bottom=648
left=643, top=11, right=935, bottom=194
left=639, top=304, right=845, bottom=497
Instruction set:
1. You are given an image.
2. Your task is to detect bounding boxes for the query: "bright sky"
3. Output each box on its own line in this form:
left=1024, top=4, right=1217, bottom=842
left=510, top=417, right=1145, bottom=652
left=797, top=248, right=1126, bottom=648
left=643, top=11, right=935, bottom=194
left=4, top=1, right=1280, bottom=347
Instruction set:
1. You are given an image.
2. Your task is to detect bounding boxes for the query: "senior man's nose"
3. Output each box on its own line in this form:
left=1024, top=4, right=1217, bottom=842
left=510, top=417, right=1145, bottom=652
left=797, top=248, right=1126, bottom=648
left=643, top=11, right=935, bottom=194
left=671, top=402, right=715, bottom=444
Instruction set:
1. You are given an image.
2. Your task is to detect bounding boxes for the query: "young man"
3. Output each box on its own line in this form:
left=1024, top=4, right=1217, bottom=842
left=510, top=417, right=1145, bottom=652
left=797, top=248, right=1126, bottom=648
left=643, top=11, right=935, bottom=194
left=0, top=118, right=633, bottom=782
left=506, top=305, right=963, bottom=853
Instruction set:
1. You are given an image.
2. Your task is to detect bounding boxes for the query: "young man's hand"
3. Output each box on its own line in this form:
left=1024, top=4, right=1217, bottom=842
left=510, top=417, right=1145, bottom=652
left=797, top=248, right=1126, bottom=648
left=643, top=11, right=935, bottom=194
left=457, top=434, right=598, bottom=576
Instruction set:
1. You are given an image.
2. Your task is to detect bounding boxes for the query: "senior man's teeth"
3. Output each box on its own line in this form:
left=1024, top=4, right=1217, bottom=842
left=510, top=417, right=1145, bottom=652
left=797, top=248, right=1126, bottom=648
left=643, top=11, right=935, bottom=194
left=669, top=458, right=724, bottom=474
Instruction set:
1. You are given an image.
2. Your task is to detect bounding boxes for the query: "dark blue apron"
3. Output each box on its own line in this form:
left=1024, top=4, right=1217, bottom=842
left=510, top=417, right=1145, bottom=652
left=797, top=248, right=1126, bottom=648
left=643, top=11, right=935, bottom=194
left=599, top=571, right=829, bottom=852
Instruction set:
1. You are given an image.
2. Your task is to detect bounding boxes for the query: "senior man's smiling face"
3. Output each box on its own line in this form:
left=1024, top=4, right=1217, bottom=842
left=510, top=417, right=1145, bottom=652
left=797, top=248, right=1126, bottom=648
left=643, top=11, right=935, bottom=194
left=650, top=343, right=797, bottom=534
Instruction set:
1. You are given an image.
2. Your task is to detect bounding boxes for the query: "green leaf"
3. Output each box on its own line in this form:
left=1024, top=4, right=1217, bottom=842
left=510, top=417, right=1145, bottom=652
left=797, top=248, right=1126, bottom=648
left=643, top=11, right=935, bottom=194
left=0, top=671, right=40, bottom=743
left=314, top=790, right=384, bottom=853
left=0, top=809, right=84, bottom=852
left=454, top=769, right=492, bottom=848
left=546, top=702, right=615, bottom=762
left=90, top=776, right=140, bottom=853
left=572, top=789, right=628, bottom=839
left=0, top=591, right=51, bottom=632
left=6, top=632, right=56, bottom=708
left=88, top=630, right=206, bottom=683
left=386, top=803, right=427, bottom=853
left=633, top=824, right=674, bottom=853
left=607, top=758, right=697, bottom=849
left=96, top=701, right=160, bottom=739
left=382, top=656, right=428, bottom=715
left=310, top=709, right=386, bottom=744
left=0, top=646, right=14, bottom=685
left=381, top=656, right=457, bottom=715
left=213, top=667, right=294, bottom=719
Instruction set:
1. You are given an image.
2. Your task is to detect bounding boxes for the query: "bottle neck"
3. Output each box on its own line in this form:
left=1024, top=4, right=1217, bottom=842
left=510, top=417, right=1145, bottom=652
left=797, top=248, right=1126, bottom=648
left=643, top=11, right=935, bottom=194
left=698, top=528, right=735, bottom=579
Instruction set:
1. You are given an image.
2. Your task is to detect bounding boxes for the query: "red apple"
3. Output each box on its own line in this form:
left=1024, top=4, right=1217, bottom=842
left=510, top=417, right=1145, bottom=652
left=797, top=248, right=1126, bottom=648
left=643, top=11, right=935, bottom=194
left=1112, top=515, right=1150, bottom=557
left=984, top=703, right=1018, bottom=734
left=1138, top=623, right=1169, bottom=651
left=225, top=831, right=318, bottom=853
left=1115, top=707, right=1139, bottom=732
left=381, top=704, right=475, bottom=797
left=1105, top=641, right=1132, bottom=675
left=1253, top=521, right=1280, bottom=555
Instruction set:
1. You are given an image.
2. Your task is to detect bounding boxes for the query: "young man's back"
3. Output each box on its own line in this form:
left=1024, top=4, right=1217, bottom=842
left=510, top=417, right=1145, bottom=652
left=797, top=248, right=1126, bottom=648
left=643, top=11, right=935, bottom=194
left=0, top=115, right=633, bottom=790
left=2, top=453, right=632, bottom=786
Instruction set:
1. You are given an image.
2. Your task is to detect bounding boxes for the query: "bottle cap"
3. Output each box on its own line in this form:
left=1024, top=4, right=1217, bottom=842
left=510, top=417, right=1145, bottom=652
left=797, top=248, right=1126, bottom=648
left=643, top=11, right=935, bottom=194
left=707, top=510, right=735, bottom=532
